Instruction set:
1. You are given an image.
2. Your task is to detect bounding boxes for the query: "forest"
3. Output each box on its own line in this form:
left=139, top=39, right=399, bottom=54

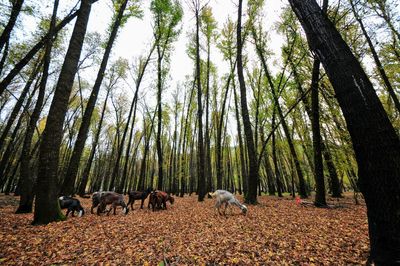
left=0, top=0, right=399, bottom=264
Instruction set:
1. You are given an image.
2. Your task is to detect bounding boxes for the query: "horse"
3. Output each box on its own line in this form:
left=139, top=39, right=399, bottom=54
left=59, top=196, right=85, bottom=217
left=96, top=192, right=129, bottom=215
left=209, top=190, right=247, bottom=216
left=127, top=187, right=152, bottom=209
left=148, top=190, right=174, bottom=211
left=90, top=191, right=112, bottom=214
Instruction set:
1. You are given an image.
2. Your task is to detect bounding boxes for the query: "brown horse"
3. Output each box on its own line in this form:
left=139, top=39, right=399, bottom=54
left=148, top=190, right=174, bottom=211
left=97, top=192, right=129, bottom=215
left=127, top=187, right=152, bottom=209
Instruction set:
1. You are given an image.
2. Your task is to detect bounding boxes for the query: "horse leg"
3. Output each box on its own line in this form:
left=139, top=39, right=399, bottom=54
left=140, top=198, right=144, bottom=209
left=128, top=197, right=133, bottom=210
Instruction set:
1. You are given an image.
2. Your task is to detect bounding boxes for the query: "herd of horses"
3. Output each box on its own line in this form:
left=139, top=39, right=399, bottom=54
left=58, top=189, right=247, bottom=218
left=58, top=188, right=174, bottom=217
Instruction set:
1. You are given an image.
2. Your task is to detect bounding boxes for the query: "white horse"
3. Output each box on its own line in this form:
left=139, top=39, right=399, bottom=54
left=209, top=190, right=247, bottom=215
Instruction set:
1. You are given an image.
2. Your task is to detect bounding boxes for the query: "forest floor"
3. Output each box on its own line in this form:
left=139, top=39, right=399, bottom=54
left=0, top=192, right=369, bottom=265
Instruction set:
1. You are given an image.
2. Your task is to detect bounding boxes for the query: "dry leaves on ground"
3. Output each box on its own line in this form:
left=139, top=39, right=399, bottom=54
left=0, top=193, right=369, bottom=265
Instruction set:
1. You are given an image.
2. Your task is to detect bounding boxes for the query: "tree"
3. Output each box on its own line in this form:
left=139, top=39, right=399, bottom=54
left=16, top=0, right=59, bottom=213
left=237, top=0, right=258, bottom=204
left=151, top=0, right=183, bottom=191
left=33, top=0, right=94, bottom=225
left=288, top=0, right=400, bottom=263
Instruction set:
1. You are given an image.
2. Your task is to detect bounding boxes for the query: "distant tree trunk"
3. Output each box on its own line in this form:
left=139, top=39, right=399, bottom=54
left=322, top=131, right=342, bottom=197
left=16, top=0, right=59, bottom=213
left=77, top=87, right=110, bottom=196
left=194, top=6, right=206, bottom=201
left=252, top=26, right=307, bottom=198
left=204, top=27, right=212, bottom=195
left=272, top=107, right=283, bottom=197
left=349, top=0, right=400, bottom=114
left=311, top=58, right=326, bottom=206
left=289, top=0, right=400, bottom=263
left=233, top=86, right=247, bottom=195
left=237, top=0, right=258, bottom=204
left=288, top=56, right=342, bottom=198
left=33, top=0, right=92, bottom=225
left=0, top=59, right=41, bottom=149
left=216, top=61, right=235, bottom=190
left=0, top=0, right=24, bottom=55
left=0, top=9, right=79, bottom=96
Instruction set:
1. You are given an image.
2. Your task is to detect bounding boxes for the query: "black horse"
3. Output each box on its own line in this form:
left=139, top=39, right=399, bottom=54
left=59, top=196, right=85, bottom=217
left=127, top=187, right=152, bottom=209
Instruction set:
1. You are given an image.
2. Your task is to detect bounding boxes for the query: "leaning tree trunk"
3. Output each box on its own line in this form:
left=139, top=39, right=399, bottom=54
left=0, top=0, right=24, bottom=55
left=16, top=0, right=59, bottom=214
left=237, top=0, right=258, bottom=204
left=289, top=0, right=400, bottom=263
left=33, top=0, right=93, bottom=225
left=61, top=0, right=128, bottom=196
left=349, top=0, right=400, bottom=114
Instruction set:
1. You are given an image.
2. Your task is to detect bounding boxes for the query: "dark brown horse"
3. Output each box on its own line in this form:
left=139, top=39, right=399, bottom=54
left=96, top=192, right=129, bottom=215
left=148, top=190, right=174, bottom=211
left=127, top=187, right=152, bottom=209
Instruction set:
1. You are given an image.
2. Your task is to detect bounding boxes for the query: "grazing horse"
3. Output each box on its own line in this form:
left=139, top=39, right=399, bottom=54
left=96, top=192, right=129, bottom=215
left=91, top=191, right=112, bottom=214
left=127, top=187, right=152, bottom=209
left=209, top=190, right=247, bottom=216
left=59, top=196, right=85, bottom=217
left=148, top=190, right=174, bottom=211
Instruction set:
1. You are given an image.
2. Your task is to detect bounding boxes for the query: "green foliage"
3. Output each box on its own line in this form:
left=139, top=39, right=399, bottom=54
left=112, top=0, right=143, bottom=29
left=151, top=0, right=183, bottom=45
left=217, top=17, right=236, bottom=61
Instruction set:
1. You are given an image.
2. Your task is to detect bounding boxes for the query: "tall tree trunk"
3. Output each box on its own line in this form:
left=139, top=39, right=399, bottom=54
left=289, top=0, right=400, bottom=263
left=237, top=0, right=258, bottom=204
left=195, top=7, right=206, bottom=201
left=16, top=0, right=59, bottom=213
left=33, top=0, right=93, bottom=225
left=61, top=0, right=128, bottom=196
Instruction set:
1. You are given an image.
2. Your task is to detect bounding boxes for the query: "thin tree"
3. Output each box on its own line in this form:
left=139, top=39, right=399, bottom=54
left=237, top=0, right=258, bottom=204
